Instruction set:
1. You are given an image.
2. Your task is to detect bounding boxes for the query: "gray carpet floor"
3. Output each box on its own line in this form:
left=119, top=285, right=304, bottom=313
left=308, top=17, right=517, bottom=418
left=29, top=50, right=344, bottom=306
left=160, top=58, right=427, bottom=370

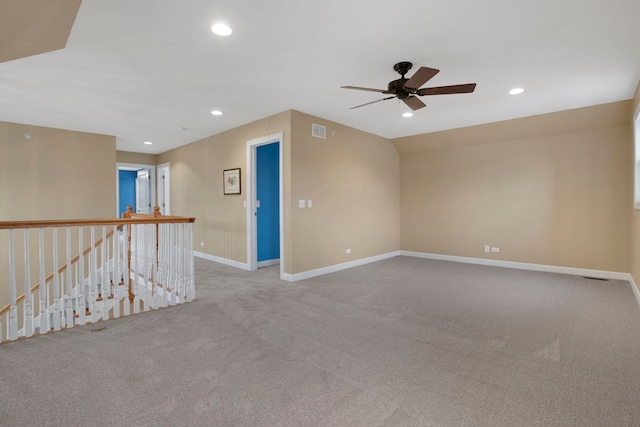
left=1, top=256, right=640, bottom=426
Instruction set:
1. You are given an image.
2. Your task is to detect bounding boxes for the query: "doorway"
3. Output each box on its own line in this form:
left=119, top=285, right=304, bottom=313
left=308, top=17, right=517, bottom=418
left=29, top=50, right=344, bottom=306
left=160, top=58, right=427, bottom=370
left=256, top=142, right=280, bottom=267
left=115, top=163, right=156, bottom=217
left=246, top=133, right=284, bottom=278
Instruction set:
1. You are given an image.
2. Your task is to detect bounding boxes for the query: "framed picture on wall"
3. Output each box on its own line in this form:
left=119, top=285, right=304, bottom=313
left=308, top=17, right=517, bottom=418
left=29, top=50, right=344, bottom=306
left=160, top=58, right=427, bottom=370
left=223, top=168, right=241, bottom=195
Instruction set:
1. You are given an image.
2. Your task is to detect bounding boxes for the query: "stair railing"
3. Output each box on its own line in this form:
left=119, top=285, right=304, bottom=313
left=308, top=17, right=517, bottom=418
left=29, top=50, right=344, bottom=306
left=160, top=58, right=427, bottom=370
left=0, top=208, right=195, bottom=343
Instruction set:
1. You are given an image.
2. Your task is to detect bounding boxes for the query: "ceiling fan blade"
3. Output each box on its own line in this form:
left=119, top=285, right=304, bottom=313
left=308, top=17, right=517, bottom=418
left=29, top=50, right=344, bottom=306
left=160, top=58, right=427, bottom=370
left=417, top=83, right=477, bottom=96
left=341, top=85, right=391, bottom=94
left=403, top=67, right=440, bottom=91
left=402, top=96, right=426, bottom=111
left=350, top=96, right=396, bottom=109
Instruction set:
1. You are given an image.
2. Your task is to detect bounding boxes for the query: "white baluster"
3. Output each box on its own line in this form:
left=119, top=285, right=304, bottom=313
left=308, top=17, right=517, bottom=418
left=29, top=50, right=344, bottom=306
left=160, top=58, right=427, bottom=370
left=65, top=227, right=74, bottom=328
left=123, top=224, right=131, bottom=316
left=101, top=226, right=109, bottom=321
left=52, top=228, right=61, bottom=331
left=152, top=223, right=162, bottom=308
left=141, top=224, right=149, bottom=311
left=24, top=229, right=33, bottom=337
left=76, top=227, right=86, bottom=325
left=133, top=224, right=140, bottom=314
left=160, top=223, right=168, bottom=308
left=107, top=229, right=114, bottom=299
left=38, top=228, right=48, bottom=333
left=188, top=222, right=195, bottom=301
left=162, top=224, right=167, bottom=305
left=163, top=223, right=171, bottom=305
left=89, top=227, right=98, bottom=322
left=148, top=223, right=154, bottom=309
left=178, top=223, right=185, bottom=304
left=8, top=230, right=18, bottom=340
left=175, top=224, right=184, bottom=304
left=169, top=223, right=177, bottom=305
left=112, top=225, right=120, bottom=318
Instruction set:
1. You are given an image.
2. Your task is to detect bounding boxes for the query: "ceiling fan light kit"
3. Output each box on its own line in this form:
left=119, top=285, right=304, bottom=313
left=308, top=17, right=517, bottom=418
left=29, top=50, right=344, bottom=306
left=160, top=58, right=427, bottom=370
left=342, top=61, right=476, bottom=111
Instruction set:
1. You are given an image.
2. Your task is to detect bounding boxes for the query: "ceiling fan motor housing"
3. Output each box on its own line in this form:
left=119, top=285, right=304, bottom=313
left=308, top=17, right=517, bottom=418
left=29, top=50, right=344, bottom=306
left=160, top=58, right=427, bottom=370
left=388, top=79, right=410, bottom=99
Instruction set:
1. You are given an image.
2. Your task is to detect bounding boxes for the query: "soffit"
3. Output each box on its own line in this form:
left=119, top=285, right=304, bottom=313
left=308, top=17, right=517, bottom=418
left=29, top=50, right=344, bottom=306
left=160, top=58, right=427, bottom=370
left=0, top=0, right=81, bottom=64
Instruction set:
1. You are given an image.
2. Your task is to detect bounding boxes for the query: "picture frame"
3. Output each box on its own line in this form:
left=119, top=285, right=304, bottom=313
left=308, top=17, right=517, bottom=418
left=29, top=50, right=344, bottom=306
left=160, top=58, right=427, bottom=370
left=223, top=168, right=241, bottom=195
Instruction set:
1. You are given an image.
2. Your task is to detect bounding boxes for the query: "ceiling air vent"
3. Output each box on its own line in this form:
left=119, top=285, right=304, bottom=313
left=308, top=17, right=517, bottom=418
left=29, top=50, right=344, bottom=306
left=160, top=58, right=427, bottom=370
left=312, top=123, right=326, bottom=139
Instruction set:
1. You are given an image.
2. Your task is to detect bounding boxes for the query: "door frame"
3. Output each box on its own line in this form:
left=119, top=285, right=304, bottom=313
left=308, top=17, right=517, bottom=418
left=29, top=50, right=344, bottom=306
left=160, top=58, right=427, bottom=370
left=115, top=163, right=156, bottom=217
left=246, top=133, right=284, bottom=278
left=157, top=162, right=171, bottom=215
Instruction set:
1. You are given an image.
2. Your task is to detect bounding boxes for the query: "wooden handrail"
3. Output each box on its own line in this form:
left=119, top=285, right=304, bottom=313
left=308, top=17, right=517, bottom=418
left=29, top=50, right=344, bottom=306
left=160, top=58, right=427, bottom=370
left=0, top=304, right=9, bottom=316
left=0, top=216, right=194, bottom=230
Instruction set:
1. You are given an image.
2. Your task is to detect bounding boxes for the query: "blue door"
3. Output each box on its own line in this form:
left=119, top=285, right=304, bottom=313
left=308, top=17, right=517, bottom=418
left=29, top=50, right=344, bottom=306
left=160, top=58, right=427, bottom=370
left=118, top=170, right=137, bottom=217
left=256, top=142, right=280, bottom=263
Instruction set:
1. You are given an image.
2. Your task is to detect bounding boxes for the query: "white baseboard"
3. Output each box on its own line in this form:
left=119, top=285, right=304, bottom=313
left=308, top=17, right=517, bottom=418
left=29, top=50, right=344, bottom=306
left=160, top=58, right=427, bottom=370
left=194, top=251, right=250, bottom=271
left=400, top=250, right=631, bottom=281
left=282, top=251, right=401, bottom=282
left=257, top=259, right=280, bottom=268
left=193, top=248, right=640, bottom=309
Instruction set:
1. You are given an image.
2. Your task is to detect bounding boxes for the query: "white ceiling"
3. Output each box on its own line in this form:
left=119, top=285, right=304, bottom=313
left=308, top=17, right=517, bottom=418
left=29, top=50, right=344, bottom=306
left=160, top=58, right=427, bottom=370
left=0, top=0, right=639, bottom=154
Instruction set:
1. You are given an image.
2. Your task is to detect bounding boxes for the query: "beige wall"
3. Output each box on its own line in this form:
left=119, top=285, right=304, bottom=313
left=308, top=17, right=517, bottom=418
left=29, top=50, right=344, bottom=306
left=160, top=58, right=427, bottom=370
left=630, top=82, right=640, bottom=292
left=289, top=111, right=400, bottom=273
left=396, top=101, right=632, bottom=272
left=157, top=110, right=401, bottom=275
left=158, top=111, right=292, bottom=267
left=116, top=150, right=158, bottom=165
left=1, top=121, right=116, bottom=220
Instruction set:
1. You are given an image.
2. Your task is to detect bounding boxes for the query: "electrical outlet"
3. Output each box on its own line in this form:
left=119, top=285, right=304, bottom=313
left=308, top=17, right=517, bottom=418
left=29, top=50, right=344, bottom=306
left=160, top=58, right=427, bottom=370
left=484, top=245, right=490, bottom=253
left=346, top=249, right=351, bottom=254
left=491, top=247, right=500, bottom=253
left=200, top=242, right=204, bottom=247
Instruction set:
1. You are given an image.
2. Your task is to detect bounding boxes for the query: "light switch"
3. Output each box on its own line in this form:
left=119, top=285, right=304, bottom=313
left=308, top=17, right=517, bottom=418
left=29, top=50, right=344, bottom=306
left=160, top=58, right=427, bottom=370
left=243, top=200, right=247, bottom=208
left=308, top=200, right=312, bottom=208
left=256, top=200, right=261, bottom=208
left=298, top=199, right=306, bottom=208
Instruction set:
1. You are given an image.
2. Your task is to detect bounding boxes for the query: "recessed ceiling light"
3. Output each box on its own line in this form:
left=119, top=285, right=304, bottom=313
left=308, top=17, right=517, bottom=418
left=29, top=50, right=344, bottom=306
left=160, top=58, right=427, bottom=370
left=402, top=112, right=413, bottom=118
left=509, top=88, right=525, bottom=95
left=144, top=141, right=153, bottom=145
left=211, top=110, right=223, bottom=116
left=211, top=23, right=232, bottom=36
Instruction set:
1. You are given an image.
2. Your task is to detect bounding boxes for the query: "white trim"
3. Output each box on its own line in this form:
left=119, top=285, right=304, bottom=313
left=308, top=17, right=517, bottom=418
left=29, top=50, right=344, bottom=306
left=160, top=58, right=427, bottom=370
left=633, top=105, right=640, bottom=209
left=194, top=251, right=250, bottom=271
left=246, top=133, right=285, bottom=280
left=400, top=250, right=630, bottom=281
left=157, top=162, right=171, bottom=215
left=257, top=259, right=280, bottom=268
left=282, top=251, right=401, bottom=282
left=628, top=275, right=640, bottom=308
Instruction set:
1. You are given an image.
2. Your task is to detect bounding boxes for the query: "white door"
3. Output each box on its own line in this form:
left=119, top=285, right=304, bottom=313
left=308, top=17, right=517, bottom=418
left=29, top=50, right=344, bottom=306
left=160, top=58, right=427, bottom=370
left=136, top=169, right=152, bottom=214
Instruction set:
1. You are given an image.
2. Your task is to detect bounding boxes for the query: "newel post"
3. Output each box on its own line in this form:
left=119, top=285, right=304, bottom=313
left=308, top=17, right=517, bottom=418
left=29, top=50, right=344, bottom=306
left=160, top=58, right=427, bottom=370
left=152, top=207, right=161, bottom=286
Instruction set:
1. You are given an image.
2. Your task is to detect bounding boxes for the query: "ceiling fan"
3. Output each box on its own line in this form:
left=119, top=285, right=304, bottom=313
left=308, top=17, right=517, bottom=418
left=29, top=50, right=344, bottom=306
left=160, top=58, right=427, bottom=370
left=341, top=61, right=476, bottom=111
